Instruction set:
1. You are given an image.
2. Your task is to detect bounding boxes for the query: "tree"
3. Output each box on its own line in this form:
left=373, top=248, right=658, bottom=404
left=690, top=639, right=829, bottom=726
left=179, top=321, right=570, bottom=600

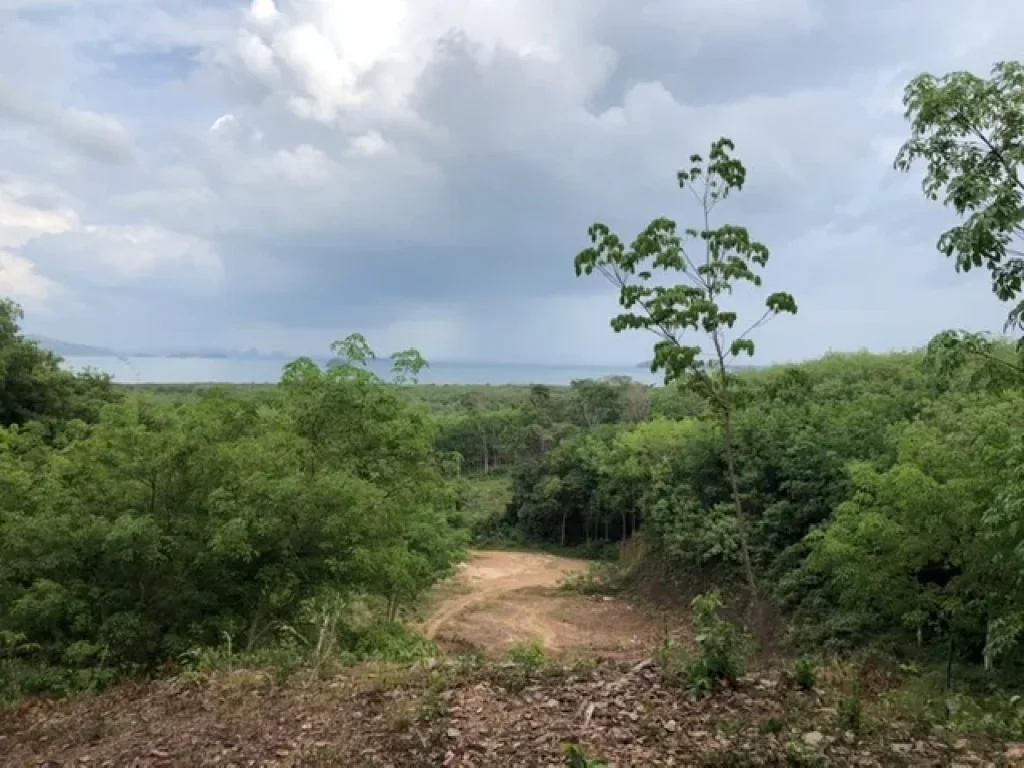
left=0, top=334, right=463, bottom=678
left=567, top=377, right=628, bottom=428
left=924, top=329, right=1023, bottom=392
left=574, top=137, right=797, bottom=595
left=0, top=298, right=118, bottom=431
left=805, top=391, right=1024, bottom=683
left=895, top=61, right=1024, bottom=332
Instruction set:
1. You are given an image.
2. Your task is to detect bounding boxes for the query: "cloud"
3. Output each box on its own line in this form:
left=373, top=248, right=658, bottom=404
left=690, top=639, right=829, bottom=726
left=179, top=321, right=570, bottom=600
left=23, top=225, right=224, bottom=294
left=0, top=184, right=77, bottom=305
left=0, top=77, right=137, bottom=165
left=0, top=178, right=223, bottom=332
left=1, top=0, right=1022, bottom=362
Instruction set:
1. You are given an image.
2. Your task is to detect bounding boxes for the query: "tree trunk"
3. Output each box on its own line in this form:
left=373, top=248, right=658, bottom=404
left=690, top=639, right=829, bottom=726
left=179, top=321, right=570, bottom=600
left=711, top=332, right=758, bottom=599
left=560, top=509, right=568, bottom=547
left=721, top=406, right=758, bottom=597
left=481, top=434, right=490, bottom=474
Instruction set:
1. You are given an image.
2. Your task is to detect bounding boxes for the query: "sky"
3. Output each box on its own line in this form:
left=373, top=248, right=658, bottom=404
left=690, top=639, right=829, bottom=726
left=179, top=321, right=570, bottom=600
left=0, top=0, right=1020, bottom=365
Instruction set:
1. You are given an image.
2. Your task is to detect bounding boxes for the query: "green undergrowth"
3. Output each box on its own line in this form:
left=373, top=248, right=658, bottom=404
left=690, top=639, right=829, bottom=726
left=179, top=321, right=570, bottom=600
left=470, top=533, right=620, bottom=562
left=1, top=620, right=439, bottom=707
left=558, top=561, right=626, bottom=595
left=178, top=620, right=438, bottom=686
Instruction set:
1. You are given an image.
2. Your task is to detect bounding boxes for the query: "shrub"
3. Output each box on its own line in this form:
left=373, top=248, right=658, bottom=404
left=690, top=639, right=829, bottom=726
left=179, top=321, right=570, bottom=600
left=0, top=339, right=464, bottom=693
left=687, top=591, right=754, bottom=697
left=791, top=657, right=818, bottom=691
left=562, top=743, right=608, bottom=767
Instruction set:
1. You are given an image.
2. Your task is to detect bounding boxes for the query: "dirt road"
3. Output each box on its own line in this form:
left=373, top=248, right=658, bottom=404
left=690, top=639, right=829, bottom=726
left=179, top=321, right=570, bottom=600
left=421, top=550, right=657, bottom=658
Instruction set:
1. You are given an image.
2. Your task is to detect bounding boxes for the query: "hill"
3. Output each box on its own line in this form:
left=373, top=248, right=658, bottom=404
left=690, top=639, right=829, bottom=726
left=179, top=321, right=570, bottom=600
left=27, top=335, right=116, bottom=357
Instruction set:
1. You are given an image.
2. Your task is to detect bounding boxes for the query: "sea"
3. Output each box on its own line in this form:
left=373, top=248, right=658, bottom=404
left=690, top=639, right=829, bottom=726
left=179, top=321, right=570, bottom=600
left=61, top=356, right=661, bottom=387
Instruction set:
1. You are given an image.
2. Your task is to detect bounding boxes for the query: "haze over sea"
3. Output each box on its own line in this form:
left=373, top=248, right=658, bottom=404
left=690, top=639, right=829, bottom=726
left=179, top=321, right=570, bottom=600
left=61, top=356, right=661, bottom=387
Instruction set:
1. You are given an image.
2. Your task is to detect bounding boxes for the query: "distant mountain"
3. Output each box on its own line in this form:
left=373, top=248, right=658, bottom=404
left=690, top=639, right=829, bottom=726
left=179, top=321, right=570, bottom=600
left=28, top=335, right=116, bottom=357
left=28, top=336, right=293, bottom=361
left=637, top=359, right=765, bottom=372
left=127, top=347, right=292, bottom=360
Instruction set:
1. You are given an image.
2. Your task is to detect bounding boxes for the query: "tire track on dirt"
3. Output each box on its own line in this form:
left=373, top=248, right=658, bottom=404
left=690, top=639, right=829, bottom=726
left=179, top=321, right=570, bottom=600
left=422, top=550, right=588, bottom=640
left=421, top=550, right=658, bottom=658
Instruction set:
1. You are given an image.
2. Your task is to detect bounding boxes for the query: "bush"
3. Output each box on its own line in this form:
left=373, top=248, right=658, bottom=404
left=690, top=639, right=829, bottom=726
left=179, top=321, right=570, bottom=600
left=791, top=657, right=817, bottom=691
left=686, top=591, right=754, bottom=698
left=562, top=743, right=608, bottom=768
left=506, top=639, right=548, bottom=673
left=655, top=591, right=754, bottom=698
left=0, top=339, right=464, bottom=691
left=559, top=562, right=621, bottom=595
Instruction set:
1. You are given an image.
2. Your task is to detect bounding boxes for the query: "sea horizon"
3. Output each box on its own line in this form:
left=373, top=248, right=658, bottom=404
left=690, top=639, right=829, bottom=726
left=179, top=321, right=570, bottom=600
left=60, top=354, right=662, bottom=387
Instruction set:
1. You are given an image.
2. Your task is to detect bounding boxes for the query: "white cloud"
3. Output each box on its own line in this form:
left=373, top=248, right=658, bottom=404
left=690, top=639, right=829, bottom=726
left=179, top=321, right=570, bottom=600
left=1, top=0, right=1023, bottom=358
left=0, top=185, right=77, bottom=304
left=348, top=131, right=394, bottom=158
left=27, top=225, right=224, bottom=294
left=0, top=253, right=59, bottom=303
left=264, top=144, right=335, bottom=186
left=0, top=186, right=79, bottom=250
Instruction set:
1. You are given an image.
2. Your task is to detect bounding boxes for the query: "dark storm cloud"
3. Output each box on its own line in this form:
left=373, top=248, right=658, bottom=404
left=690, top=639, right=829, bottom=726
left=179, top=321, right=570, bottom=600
left=0, top=0, right=1021, bottom=359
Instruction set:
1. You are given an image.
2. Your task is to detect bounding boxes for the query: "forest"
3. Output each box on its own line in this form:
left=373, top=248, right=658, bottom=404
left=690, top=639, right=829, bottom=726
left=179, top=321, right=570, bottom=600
left=2, top=60, right=1024, bottom=745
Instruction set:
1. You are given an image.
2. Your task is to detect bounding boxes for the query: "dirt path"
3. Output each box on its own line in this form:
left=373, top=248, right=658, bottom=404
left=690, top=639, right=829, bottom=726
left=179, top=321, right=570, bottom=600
left=421, top=550, right=658, bottom=659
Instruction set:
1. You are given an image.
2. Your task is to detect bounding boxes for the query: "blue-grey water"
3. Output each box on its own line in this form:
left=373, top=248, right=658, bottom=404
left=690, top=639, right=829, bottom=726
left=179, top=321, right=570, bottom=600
left=62, top=356, right=661, bottom=386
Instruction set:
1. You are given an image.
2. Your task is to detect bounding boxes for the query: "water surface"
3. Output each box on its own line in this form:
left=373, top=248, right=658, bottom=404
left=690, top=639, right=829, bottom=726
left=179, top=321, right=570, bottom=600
left=62, top=356, right=660, bottom=386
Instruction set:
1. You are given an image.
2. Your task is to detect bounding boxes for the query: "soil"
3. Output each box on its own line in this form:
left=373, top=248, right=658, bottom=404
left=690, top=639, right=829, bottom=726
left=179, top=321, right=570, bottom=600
left=0, top=551, right=1014, bottom=766
left=1, top=658, right=1009, bottom=766
left=421, top=550, right=660, bottom=659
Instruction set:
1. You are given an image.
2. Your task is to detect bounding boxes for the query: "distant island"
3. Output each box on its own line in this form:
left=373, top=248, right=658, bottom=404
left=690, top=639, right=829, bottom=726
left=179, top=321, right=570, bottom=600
left=28, top=336, right=289, bottom=361
left=637, top=359, right=764, bottom=372
left=27, top=335, right=116, bottom=357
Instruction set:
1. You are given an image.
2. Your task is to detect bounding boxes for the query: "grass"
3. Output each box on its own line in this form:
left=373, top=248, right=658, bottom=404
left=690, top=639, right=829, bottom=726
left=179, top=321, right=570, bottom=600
left=559, top=561, right=624, bottom=595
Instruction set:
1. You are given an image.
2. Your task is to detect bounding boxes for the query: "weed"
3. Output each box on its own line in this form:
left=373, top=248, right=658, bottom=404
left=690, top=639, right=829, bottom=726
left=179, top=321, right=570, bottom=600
left=1, top=631, right=121, bottom=706
left=506, top=639, right=548, bottom=675
left=497, top=639, right=563, bottom=691
left=561, top=742, right=608, bottom=767
left=685, top=591, right=754, bottom=699
left=700, top=751, right=762, bottom=768
left=347, top=622, right=437, bottom=663
left=568, top=655, right=599, bottom=678
left=655, top=637, right=690, bottom=686
left=791, top=657, right=817, bottom=691
left=838, top=692, right=863, bottom=734
left=759, top=715, right=785, bottom=735
left=417, top=689, right=449, bottom=724
left=947, top=692, right=1024, bottom=740
left=783, top=742, right=826, bottom=767
left=560, top=562, right=621, bottom=595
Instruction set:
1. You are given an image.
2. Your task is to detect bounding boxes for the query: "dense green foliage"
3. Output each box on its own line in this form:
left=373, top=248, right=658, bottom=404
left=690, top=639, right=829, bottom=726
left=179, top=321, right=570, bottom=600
left=503, top=324, right=1024, bottom=673
left=0, top=306, right=464, bottom=701
left=500, top=83, right=1024, bottom=689
left=0, top=299, right=119, bottom=432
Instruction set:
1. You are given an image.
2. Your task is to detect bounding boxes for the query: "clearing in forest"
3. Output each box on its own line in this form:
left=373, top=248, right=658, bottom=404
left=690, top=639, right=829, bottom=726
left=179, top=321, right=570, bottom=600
left=421, top=549, right=659, bottom=659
